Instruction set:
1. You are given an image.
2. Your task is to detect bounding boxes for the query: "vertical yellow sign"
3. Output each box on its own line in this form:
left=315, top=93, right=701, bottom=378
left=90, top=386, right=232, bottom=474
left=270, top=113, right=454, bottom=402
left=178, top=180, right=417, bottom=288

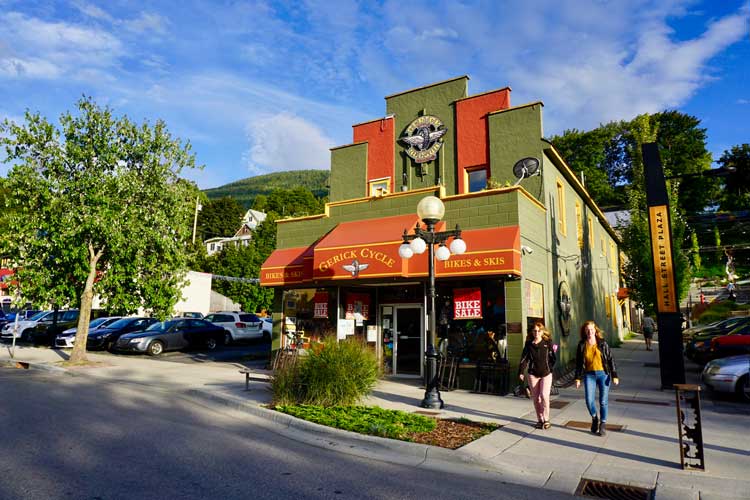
left=649, top=205, right=677, bottom=313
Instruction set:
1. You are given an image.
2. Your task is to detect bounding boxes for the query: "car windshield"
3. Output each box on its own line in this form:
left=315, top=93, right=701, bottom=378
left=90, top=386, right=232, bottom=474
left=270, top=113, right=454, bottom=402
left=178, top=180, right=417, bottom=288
left=89, top=317, right=110, bottom=328
left=28, top=311, right=51, bottom=321
left=146, top=321, right=174, bottom=331
left=106, top=318, right=141, bottom=329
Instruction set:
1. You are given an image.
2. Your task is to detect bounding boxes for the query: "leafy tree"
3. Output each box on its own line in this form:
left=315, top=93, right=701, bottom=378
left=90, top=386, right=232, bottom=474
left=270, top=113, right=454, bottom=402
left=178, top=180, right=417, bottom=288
left=0, top=97, right=199, bottom=363
left=717, top=144, right=750, bottom=211
left=618, top=114, right=691, bottom=310
left=197, top=196, right=245, bottom=241
left=550, top=122, right=630, bottom=208
left=205, top=244, right=273, bottom=313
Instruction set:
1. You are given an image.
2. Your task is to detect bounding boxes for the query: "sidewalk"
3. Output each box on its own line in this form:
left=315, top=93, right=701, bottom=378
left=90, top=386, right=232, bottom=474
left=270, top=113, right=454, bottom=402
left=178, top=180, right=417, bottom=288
left=3, top=339, right=749, bottom=499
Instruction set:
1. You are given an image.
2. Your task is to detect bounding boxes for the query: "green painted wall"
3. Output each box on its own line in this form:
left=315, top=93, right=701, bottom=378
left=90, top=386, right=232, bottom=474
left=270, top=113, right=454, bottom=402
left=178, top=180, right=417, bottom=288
left=386, top=77, right=468, bottom=196
left=487, top=104, right=545, bottom=202
left=330, top=143, right=367, bottom=203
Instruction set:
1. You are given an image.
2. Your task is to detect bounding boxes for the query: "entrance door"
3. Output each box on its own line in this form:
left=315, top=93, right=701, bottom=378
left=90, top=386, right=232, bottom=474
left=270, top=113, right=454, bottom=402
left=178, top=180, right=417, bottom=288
left=394, top=306, right=423, bottom=376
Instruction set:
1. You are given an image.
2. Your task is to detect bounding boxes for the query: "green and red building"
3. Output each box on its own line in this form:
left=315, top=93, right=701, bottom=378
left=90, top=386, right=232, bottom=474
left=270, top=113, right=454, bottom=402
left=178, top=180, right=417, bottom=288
left=260, top=76, right=624, bottom=382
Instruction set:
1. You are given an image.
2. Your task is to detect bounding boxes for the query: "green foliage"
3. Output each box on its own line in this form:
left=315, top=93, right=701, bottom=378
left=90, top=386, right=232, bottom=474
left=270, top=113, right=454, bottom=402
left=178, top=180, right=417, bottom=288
left=0, top=97, right=199, bottom=360
left=197, top=196, right=245, bottom=241
left=203, top=170, right=329, bottom=208
left=203, top=243, right=273, bottom=313
left=272, top=337, right=379, bottom=407
left=717, top=144, right=750, bottom=212
left=274, top=405, right=436, bottom=439
left=697, top=301, right=750, bottom=323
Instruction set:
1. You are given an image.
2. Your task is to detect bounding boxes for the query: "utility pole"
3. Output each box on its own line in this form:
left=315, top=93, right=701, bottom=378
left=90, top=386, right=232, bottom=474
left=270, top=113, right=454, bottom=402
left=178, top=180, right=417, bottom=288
left=192, top=196, right=202, bottom=245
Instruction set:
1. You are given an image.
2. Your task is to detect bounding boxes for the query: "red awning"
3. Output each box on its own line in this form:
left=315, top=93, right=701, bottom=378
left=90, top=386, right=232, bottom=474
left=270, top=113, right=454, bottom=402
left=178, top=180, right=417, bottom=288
left=260, top=246, right=314, bottom=286
left=314, top=213, right=442, bottom=280
left=435, top=226, right=521, bottom=278
left=260, top=218, right=521, bottom=286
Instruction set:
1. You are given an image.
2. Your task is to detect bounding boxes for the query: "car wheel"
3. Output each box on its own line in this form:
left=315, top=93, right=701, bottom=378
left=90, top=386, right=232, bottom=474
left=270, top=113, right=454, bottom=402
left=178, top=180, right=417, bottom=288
left=737, top=375, right=750, bottom=403
left=147, top=341, right=164, bottom=357
left=206, top=337, right=218, bottom=351
left=20, top=330, right=32, bottom=343
left=224, top=331, right=233, bottom=346
left=263, top=331, right=271, bottom=342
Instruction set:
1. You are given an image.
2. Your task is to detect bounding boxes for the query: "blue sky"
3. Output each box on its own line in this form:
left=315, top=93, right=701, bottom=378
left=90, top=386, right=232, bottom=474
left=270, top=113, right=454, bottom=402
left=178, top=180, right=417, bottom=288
left=0, top=0, right=748, bottom=190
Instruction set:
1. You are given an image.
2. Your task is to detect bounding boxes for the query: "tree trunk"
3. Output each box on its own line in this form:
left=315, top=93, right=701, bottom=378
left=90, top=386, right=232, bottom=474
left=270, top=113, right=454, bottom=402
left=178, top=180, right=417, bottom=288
left=69, top=244, right=104, bottom=364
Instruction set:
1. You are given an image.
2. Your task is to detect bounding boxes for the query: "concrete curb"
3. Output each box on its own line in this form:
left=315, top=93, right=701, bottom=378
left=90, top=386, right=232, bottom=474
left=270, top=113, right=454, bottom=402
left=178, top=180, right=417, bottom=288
left=181, top=388, right=544, bottom=488
left=0, top=358, right=67, bottom=374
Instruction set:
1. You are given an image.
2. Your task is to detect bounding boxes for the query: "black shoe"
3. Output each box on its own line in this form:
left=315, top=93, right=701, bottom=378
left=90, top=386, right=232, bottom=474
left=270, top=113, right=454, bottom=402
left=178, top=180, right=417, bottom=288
left=535, top=421, right=544, bottom=429
left=599, top=422, right=607, bottom=437
left=590, top=416, right=599, bottom=434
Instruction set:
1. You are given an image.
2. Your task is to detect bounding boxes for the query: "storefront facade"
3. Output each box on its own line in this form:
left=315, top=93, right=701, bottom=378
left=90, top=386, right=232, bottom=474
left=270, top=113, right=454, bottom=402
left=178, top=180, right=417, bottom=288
left=261, top=76, right=623, bottom=380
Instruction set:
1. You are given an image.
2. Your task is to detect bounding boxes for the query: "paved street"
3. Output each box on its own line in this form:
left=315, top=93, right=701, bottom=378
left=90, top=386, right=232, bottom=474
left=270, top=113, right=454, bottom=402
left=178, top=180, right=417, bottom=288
left=0, top=368, right=573, bottom=500
left=2, top=337, right=749, bottom=500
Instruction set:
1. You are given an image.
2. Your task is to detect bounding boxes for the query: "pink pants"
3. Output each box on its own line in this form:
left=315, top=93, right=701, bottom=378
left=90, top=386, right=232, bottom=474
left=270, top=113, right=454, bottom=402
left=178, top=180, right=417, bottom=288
left=528, top=373, right=553, bottom=422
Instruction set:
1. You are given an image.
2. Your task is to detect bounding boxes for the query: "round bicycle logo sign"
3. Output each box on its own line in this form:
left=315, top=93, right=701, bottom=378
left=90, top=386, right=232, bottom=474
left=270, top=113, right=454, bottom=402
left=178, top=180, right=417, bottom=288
left=400, top=115, right=447, bottom=164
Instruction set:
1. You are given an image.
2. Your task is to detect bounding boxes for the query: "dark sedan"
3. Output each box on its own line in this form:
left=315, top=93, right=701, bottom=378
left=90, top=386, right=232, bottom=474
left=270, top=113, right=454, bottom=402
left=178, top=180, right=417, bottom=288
left=113, top=318, right=226, bottom=356
left=685, top=316, right=750, bottom=361
left=86, top=317, right=159, bottom=351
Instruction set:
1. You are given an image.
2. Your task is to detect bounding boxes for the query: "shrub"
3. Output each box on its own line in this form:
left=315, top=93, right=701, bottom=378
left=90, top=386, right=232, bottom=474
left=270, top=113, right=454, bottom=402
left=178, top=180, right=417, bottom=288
left=271, top=337, right=379, bottom=406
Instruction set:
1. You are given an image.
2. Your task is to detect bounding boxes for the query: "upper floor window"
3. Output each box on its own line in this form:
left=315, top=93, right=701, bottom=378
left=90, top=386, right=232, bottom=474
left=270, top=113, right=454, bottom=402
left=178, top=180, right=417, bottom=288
left=369, top=178, right=390, bottom=197
left=466, top=167, right=487, bottom=193
left=575, top=201, right=583, bottom=249
left=556, top=180, right=567, bottom=236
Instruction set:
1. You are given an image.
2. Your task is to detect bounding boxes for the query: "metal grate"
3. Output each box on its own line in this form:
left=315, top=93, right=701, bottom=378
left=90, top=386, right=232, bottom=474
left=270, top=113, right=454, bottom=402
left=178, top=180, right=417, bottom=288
left=575, top=479, right=653, bottom=500
left=549, top=400, right=571, bottom=409
left=564, top=420, right=625, bottom=432
left=615, top=398, right=670, bottom=407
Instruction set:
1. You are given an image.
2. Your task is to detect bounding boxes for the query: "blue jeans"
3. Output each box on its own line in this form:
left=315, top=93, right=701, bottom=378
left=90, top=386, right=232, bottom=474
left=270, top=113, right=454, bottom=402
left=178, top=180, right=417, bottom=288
left=583, top=370, right=610, bottom=422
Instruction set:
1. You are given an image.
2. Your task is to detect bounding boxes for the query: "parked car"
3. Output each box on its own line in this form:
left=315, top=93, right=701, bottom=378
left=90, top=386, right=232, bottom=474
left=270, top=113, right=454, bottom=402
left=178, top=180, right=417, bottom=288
left=86, top=317, right=159, bottom=351
left=204, top=311, right=264, bottom=344
left=174, top=311, right=204, bottom=319
left=683, top=320, right=723, bottom=342
left=3, top=309, right=41, bottom=322
left=261, top=317, right=272, bottom=338
left=28, top=309, right=82, bottom=345
left=685, top=316, right=750, bottom=361
left=0, top=310, right=8, bottom=330
left=702, top=354, right=750, bottom=401
left=54, top=316, right=123, bottom=348
left=113, top=318, right=226, bottom=356
left=1, top=310, right=53, bottom=342
left=706, top=323, right=750, bottom=362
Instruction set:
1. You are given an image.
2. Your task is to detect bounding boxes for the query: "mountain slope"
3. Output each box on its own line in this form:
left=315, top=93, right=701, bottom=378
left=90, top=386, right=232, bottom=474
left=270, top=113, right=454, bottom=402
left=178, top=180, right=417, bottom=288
left=203, top=170, right=330, bottom=208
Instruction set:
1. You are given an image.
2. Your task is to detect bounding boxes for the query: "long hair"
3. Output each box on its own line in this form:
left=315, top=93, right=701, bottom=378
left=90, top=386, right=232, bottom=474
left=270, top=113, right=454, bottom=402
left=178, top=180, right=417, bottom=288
left=580, top=320, right=604, bottom=342
left=526, top=321, right=551, bottom=343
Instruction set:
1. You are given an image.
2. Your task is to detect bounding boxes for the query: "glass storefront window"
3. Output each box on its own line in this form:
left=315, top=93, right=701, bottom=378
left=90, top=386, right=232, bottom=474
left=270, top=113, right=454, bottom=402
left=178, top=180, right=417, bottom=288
left=436, top=279, right=506, bottom=364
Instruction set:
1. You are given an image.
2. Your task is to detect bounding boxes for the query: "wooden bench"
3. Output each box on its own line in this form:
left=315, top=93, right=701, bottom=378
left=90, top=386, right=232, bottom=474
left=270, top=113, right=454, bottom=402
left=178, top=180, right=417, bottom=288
left=238, top=368, right=271, bottom=391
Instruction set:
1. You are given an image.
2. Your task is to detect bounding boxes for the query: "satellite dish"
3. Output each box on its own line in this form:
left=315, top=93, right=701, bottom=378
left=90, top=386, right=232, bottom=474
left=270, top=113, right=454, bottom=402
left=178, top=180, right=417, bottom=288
left=512, top=157, right=540, bottom=185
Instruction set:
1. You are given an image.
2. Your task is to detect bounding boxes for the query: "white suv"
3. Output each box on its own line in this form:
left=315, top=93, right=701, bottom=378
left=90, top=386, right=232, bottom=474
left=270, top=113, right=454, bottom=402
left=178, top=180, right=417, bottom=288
left=1, top=310, right=53, bottom=342
left=204, top=311, right=264, bottom=344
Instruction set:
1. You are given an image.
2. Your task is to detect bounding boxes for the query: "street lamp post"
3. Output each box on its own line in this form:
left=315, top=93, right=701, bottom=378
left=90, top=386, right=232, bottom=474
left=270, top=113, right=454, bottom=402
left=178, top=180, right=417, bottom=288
left=399, top=196, right=467, bottom=409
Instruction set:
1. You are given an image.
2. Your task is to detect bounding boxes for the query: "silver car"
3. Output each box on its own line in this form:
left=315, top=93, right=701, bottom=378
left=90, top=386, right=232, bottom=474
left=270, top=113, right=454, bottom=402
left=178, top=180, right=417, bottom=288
left=54, top=316, right=123, bottom=348
left=702, top=354, right=750, bottom=401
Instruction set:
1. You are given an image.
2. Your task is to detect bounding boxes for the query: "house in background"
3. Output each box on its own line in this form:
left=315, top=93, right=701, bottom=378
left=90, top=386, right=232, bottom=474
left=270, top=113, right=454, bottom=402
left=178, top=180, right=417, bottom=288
left=205, top=209, right=267, bottom=256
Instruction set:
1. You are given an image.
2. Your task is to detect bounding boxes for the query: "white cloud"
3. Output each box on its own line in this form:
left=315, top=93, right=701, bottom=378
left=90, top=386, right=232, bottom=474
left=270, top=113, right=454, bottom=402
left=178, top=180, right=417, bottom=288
left=0, top=12, right=122, bottom=80
left=122, top=12, right=168, bottom=35
left=244, top=113, right=333, bottom=175
left=738, top=99, right=749, bottom=105
left=72, top=1, right=113, bottom=21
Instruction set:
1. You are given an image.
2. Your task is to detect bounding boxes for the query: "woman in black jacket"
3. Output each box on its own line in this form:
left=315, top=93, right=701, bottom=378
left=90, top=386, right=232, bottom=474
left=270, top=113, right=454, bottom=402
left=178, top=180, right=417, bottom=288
left=518, top=322, right=557, bottom=429
left=574, top=321, right=619, bottom=436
